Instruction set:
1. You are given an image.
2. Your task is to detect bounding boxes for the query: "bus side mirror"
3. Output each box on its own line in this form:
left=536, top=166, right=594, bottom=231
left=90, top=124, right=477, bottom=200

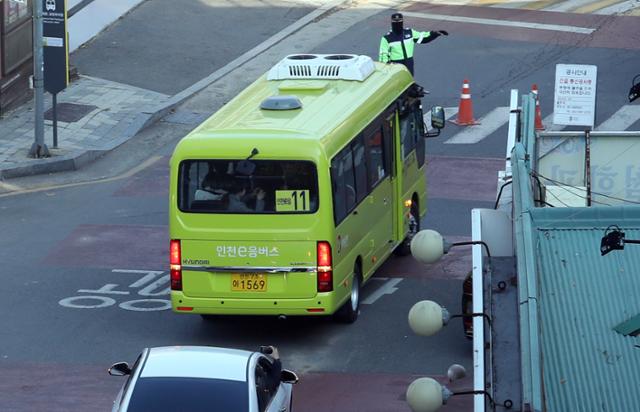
left=630, top=75, right=640, bottom=102
left=430, top=106, right=445, bottom=129
left=425, top=106, right=445, bottom=138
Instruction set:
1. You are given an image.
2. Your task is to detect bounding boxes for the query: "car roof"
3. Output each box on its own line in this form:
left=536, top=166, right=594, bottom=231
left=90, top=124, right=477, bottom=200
left=140, top=346, right=254, bottom=382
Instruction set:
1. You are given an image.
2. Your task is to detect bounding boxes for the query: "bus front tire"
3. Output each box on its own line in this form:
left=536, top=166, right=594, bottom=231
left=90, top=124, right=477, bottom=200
left=335, top=266, right=361, bottom=324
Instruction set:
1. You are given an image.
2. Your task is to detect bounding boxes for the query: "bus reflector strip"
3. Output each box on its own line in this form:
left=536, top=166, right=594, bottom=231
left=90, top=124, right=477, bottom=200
left=307, top=308, right=325, bottom=312
left=177, top=307, right=193, bottom=311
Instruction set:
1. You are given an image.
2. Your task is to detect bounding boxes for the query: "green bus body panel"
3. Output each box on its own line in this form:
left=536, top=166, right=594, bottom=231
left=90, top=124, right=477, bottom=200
left=169, top=62, right=417, bottom=316
left=181, top=240, right=317, bottom=299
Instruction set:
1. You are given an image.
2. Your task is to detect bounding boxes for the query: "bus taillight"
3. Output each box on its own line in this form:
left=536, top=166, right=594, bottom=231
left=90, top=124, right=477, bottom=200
left=170, top=239, right=182, bottom=291
left=317, top=241, right=333, bottom=292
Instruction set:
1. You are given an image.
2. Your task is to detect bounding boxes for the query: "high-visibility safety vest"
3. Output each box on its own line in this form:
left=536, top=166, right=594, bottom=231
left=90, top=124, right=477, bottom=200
left=379, top=28, right=434, bottom=75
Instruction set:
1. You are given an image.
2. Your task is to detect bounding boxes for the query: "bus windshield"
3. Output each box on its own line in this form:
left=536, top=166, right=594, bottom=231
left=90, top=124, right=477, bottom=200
left=178, top=159, right=318, bottom=214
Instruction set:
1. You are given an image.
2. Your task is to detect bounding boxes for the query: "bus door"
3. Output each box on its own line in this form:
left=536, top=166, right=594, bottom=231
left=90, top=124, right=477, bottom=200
left=361, top=120, right=395, bottom=269
left=331, top=142, right=368, bottom=281
left=400, top=99, right=424, bottom=194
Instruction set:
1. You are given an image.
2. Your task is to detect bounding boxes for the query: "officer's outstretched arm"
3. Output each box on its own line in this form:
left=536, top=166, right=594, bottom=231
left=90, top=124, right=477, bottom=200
left=412, top=29, right=447, bottom=44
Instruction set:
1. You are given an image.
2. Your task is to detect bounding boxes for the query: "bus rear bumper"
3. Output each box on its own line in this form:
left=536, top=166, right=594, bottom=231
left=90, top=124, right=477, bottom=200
left=171, top=291, right=342, bottom=316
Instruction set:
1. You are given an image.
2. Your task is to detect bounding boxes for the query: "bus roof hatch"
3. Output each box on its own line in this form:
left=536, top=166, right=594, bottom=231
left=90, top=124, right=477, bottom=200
left=267, top=54, right=375, bottom=82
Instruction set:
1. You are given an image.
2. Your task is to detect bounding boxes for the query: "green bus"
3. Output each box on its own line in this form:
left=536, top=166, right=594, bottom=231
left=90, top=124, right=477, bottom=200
left=169, top=54, right=443, bottom=323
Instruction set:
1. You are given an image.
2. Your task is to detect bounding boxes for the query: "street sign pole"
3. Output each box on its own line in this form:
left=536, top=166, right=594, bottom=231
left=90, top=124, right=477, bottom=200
left=29, top=0, right=50, bottom=158
left=42, top=0, right=69, bottom=150
left=52, top=92, right=58, bottom=148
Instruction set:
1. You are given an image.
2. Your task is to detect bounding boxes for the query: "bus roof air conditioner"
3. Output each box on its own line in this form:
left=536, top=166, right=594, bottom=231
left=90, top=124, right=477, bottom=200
left=267, top=54, right=375, bottom=82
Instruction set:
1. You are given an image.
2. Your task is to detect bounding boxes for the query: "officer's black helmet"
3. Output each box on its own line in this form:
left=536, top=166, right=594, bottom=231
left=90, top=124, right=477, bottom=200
left=391, top=12, right=404, bottom=34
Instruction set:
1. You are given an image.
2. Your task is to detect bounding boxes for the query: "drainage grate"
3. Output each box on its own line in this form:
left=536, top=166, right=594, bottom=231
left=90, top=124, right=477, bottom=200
left=44, top=103, right=98, bottom=123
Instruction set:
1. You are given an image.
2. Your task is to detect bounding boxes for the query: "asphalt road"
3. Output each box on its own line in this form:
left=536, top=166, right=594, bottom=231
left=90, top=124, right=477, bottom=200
left=71, top=0, right=315, bottom=95
left=2, top=1, right=640, bottom=411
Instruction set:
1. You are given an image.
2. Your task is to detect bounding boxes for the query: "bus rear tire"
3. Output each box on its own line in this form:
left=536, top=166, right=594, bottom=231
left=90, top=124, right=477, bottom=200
left=394, top=200, right=420, bottom=256
left=335, top=264, right=361, bottom=324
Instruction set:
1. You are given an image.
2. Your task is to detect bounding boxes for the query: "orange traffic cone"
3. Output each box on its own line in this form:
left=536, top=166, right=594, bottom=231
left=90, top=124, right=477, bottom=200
left=532, top=84, right=545, bottom=130
left=450, top=79, right=480, bottom=126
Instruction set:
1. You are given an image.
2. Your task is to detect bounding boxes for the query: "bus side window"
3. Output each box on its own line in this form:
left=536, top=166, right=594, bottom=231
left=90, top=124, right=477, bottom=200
left=400, top=111, right=416, bottom=159
left=365, top=125, right=386, bottom=188
left=383, top=115, right=394, bottom=177
left=414, top=105, right=426, bottom=167
left=352, top=135, right=368, bottom=203
left=331, top=147, right=357, bottom=225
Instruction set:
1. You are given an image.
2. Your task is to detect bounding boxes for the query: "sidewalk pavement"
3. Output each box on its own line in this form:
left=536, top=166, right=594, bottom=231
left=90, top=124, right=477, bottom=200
left=0, top=0, right=357, bottom=181
left=0, top=76, right=168, bottom=179
left=0, top=0, right=404, bottom=181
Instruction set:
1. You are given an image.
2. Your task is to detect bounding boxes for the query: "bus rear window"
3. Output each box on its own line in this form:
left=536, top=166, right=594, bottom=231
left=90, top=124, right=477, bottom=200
left=178, top=160, right=318, bottom=214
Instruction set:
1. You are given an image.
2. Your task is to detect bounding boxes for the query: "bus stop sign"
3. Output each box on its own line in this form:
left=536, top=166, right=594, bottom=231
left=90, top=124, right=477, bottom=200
left=43, top=0, right=69, bottom=94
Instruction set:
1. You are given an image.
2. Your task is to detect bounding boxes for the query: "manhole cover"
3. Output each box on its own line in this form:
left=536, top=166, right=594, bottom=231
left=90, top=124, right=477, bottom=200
left=44, top=103, right=98, bottom=123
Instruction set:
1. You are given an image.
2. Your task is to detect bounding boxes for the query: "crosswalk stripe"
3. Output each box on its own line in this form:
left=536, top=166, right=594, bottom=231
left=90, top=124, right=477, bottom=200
left=628, top=6, right=640, bottom=15
left=0, top=181, right=22, bottom=191
left=519, top=0, right=565, bottom=10
left=596, top=105, right=640, bottom=130
left=545, top=0, right=599, bottom=11
left=445, top=107, right=510, bottom=144
left=573, top=0, right=622, bottom=14
left=423, top=102, right=638, bottom=145
left=595, top=0, right=640, bottom=14
left=403, top=11, right=595, bottom=34
left=412, top=0, right=639, bottom=14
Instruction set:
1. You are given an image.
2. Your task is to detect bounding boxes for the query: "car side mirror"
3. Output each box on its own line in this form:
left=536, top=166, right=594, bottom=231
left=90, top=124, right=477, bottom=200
left=425, top=106, right=445, bottom=138
left=280, top=369, right=299, bottom=384
left=108, top=362, right=132, bottom=376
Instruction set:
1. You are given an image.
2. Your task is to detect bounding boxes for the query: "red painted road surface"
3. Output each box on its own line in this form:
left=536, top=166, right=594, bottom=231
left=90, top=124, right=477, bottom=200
left=0, top=363, right=473, bottom=412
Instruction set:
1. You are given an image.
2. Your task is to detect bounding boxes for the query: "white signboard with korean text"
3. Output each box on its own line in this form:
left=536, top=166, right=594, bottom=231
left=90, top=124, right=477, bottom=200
left=553, top=64, right=597, bottom=128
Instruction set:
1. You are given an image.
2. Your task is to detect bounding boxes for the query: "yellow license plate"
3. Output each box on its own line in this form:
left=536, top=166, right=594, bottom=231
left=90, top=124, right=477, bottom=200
left=231, top=274, right=268, bottom=292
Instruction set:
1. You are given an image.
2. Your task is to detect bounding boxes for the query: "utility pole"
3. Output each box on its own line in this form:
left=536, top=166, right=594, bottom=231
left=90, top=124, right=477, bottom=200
left=29, top=0, right=50, bottom=158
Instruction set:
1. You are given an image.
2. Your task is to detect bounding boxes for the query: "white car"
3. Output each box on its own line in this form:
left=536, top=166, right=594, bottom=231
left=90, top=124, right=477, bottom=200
left=108, top=346, right=298, bottom=412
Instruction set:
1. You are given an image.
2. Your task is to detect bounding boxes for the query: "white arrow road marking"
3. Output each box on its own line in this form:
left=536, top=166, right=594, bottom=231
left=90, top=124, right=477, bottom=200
left=596, top=105, right=640, bottom=131
left=445, top=106, right=510, bottom=144
left=361, top=278, right=403, bottom=305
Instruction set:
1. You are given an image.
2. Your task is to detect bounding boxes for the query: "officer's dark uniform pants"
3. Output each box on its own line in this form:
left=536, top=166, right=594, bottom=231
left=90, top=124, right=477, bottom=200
left=390, top=58, right=414, bottom=75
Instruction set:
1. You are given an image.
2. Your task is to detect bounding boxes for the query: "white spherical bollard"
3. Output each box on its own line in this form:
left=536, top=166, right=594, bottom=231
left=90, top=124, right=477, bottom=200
left=410, top=230, right=444, bottom=264
left=406, top=377, right=444, bottom=412
left=408, top=300, right=444, bottom=336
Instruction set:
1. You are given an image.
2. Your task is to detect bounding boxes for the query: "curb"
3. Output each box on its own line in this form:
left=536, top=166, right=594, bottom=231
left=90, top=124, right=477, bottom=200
left=140, top=0, right=350, bottom=130
left=0, top=0, right=351, bottom=180
left=0, top=110, right=150, bottom=179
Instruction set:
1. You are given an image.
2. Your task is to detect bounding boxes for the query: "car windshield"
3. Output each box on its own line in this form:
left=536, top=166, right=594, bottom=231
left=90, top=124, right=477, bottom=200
left=126, top=377, right=248, bottom=412
left=178, top=159, right=318, bottom=214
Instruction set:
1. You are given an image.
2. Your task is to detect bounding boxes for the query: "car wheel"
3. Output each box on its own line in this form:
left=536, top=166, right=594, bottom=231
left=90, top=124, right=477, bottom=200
left=335, top=264, right=361, bottom=323
left=394, top=199, right=419, bottom=256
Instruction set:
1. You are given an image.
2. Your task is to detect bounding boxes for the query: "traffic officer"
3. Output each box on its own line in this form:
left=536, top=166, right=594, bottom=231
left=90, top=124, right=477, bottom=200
left=379, top=12, right=448, bottom=75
